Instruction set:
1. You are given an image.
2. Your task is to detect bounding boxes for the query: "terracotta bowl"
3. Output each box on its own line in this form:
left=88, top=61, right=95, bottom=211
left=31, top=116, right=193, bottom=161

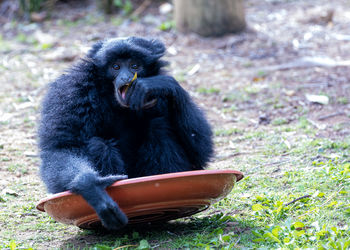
left=37, top=169, right=243, bottom=229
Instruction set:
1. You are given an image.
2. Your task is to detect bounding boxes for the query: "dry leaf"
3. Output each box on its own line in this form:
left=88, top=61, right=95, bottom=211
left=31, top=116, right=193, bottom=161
left=188, top=64, right=200, bottom=76
left=305, top=94, right=329, bottom=105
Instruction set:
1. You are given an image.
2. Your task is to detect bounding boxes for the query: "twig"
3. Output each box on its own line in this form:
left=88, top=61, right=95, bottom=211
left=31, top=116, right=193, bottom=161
left=232, top=236, right=241, bottom=248
left=246, top=159, right=292, bottom=174
left=131, top=0, right=151, bottom=17
left=307, top=119, right=326, bottom=130
left=151, top=240, right=172, bottom=249
left=318, top=112, right=346, bottom=121
left=299, top=82, right=330, bottom=88
left=284, top=195, right=311, bottom=207
left=167, top=230, right=178, bottom=236
left=259, top=56, right=350, bottom=72
left=113, top=245, right=138, bottom=250
left=297, top=185, right=344, bottom=218
left=215, top=151, right=260, bottom=161
left=263, top=159, right=292, bottom=167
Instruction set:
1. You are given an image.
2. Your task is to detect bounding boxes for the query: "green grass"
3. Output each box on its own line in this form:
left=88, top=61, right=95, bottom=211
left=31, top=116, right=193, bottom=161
left=336, top=97, right=348, bottom=105
left=197, top=87, right=221, bottom=95
left=222, top=91, right=247, bottom=102
left=1, top=121, right=348, bottom=249
left=215, top=127, right=244, bottom=136
left=158, top=20, right=175, bottom=31
left=272, top=118, right=289, bottom=126
left=243, top=159, right=349, bottom=249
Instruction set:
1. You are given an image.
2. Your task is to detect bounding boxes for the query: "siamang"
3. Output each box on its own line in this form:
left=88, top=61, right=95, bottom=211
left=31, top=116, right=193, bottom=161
left=38, top=37, right=213, bottom=230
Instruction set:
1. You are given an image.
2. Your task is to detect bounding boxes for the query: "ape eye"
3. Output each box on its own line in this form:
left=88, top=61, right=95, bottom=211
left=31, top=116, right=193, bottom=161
left=113, top=64, right=120, bottom=70
left=131, top=63, right=139, bottom=70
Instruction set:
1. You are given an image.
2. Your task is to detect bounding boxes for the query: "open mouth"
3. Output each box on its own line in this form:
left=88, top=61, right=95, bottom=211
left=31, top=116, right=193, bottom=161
left=117, top=85, right=157, bottom=109
left=118, top=84, right=130, bottom=100
left=116, top=82, right=157, bottom=109
left=118, top=72, right=137, bottom=102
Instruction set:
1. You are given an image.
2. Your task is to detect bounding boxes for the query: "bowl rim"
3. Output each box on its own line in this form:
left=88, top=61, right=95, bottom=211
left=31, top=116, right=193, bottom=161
left=37, top=169, right=244, bottom=212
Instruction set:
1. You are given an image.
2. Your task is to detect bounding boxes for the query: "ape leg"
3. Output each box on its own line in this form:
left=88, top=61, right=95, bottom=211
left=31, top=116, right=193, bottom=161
left=131, top=117, right=192, bottom=178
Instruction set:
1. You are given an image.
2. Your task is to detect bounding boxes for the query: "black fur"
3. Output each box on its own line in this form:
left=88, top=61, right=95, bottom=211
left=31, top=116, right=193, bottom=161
left=38, top=37, right=213, bottom=230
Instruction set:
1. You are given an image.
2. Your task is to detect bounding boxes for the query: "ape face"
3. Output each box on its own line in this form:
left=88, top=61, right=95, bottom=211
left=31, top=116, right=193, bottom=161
left=109, top=58, right=143, bottom=107
left=88, top=37, right=167, bottom=109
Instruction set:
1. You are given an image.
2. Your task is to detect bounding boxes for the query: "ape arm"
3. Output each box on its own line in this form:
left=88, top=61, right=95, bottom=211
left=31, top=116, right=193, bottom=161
left=39, top=77, right=128, bottom=230
left=126, top=75, right=213, bottom=168
left=40, top=150, right=128, bottom=230
left=168, top=78, right=214, bottom=168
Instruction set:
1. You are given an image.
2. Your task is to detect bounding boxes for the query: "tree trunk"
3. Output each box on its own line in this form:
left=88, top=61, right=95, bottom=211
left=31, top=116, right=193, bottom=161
left=98, top=0, right=113, bottom=14
left=174, top=0, right=246, bottom=37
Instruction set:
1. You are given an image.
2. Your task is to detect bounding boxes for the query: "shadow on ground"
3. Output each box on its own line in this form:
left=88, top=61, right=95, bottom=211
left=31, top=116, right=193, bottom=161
left=59, top=215, right=253, bottom=248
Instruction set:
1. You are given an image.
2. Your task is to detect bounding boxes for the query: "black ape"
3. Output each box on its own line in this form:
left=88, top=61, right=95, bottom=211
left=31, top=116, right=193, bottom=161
left=38, top=37, right=213, bottom=230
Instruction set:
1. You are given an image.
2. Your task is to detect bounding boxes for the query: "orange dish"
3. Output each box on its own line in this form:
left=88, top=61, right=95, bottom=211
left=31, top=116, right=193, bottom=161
left=37, top=169, right=244, bottom=229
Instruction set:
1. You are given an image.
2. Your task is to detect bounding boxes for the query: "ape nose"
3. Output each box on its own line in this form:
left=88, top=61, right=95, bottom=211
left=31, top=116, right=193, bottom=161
left=120, top=76, right=132, bottom=84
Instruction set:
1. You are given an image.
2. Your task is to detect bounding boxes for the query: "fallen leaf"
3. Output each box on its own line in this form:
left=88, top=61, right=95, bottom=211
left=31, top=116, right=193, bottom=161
left=167, top=46, right=178, bottom=56
left=43, top=47, right=78, bottom=62
left=30, top=12, right=47, bottom=22
left=187, top=64, right=200, bottom=76
left=305, top=94, right=329, bottom=105
left=34, top=30, right=56, bottom=45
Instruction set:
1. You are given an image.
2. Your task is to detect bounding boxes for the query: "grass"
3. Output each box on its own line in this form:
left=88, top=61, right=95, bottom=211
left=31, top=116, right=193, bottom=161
left=244, top=158, right=349, bottom=249
left=158, top=20, right=175, bottom=31
left=271, top=118, right=289, bottom=126
left=1, top=118, right=349, bottom=249
left=215, top=127, right=244, bottom=136
left=197, top=87, right=221, bottom=95
left=336, top=97, right=348, bottom=105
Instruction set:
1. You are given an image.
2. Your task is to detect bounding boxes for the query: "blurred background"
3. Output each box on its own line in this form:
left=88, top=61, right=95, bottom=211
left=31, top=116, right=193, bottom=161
left=0, top=0, right=349, bottom=249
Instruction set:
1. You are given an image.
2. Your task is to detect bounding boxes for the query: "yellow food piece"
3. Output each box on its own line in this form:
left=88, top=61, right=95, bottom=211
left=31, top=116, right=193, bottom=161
left=124, top=72, right=137, bottom=94
left=132, top=72, right=137, bottom=82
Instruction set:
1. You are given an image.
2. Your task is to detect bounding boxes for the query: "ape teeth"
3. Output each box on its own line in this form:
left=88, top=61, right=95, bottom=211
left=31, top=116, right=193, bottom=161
left=119, top=85, right=129, bottom=100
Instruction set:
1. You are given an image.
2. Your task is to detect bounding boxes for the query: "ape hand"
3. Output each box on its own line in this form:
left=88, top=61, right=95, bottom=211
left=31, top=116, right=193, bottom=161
left=97, top=174, right=128, bottom=189
left=93, top=185, right=128, bottom=230
left=125, top=76, right=178, bottom=110
left=70, top=172, right=128, bottom=230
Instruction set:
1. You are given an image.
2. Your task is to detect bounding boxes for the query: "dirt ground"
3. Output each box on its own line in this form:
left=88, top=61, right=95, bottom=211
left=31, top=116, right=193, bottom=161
left=0, top=0, right=349, bottom=248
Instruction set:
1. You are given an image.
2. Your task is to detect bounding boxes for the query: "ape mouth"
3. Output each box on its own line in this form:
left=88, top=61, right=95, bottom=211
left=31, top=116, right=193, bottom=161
left=118, top=84, right=130, bottom=100
left=116, top=84, right=158, bottom=109
left=116, top=85, right=130, bottom=108
left=116, top=72, right=157, bottom=109
left=117, top=72, right=137, bottom=104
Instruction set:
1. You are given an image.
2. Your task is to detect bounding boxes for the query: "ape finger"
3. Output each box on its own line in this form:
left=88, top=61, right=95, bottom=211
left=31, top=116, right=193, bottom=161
left=129, top=83, right=147, bottom=110
left=96, top=195, right=128, bottom=230
left=125, top=80, right=138, bottom=106
left=97, top=174, right=128, bottom=188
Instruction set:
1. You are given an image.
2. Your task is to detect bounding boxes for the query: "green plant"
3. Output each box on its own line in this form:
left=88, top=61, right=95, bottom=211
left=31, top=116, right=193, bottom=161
left=158, top=20, right=175, bottom=31
left=197, top=87, right=220, bottom=94
left=114, top=0, right=133, bottom=15
left=19, top=0, right=46, bottom=13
